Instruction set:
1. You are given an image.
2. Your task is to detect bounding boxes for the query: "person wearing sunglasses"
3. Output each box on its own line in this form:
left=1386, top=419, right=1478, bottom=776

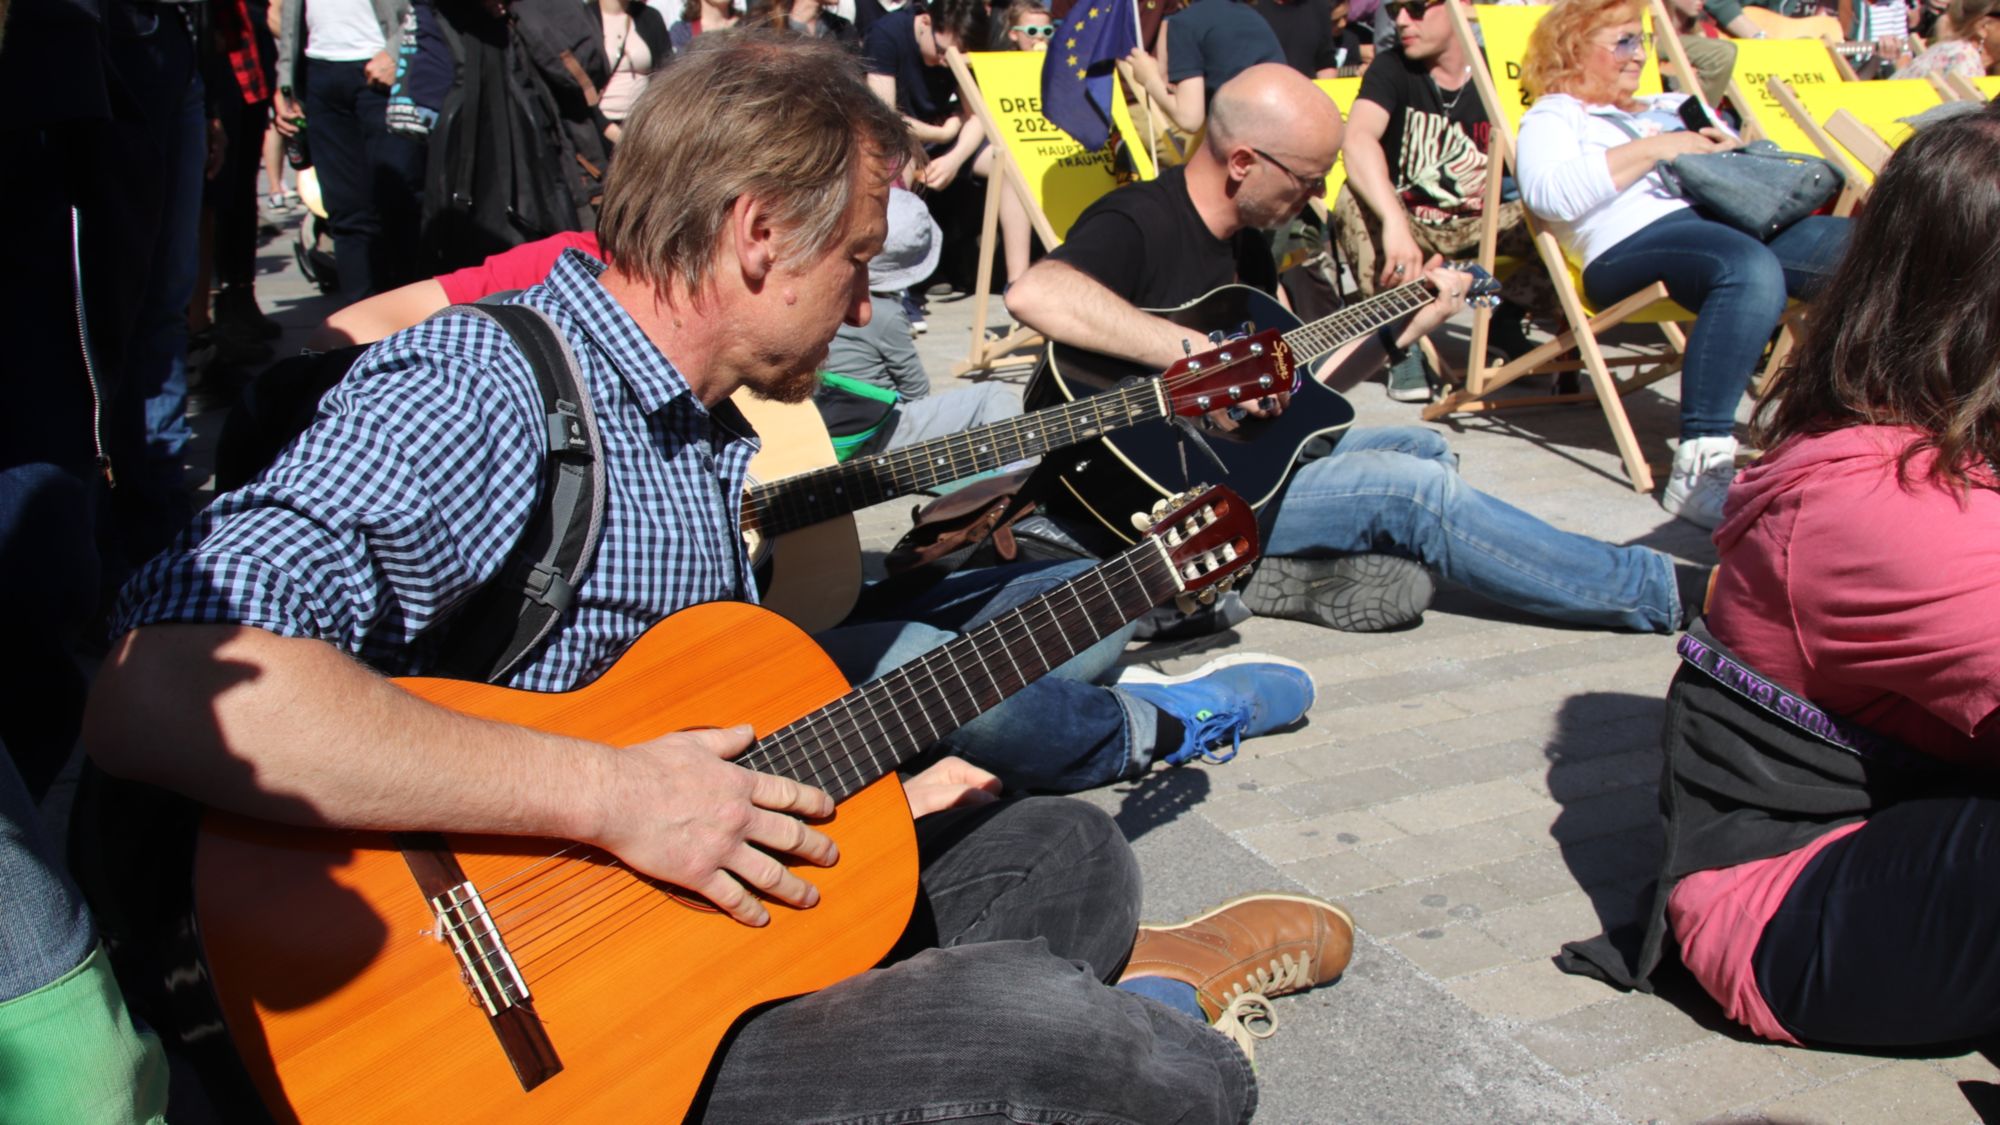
left=1007, top=63, right=1717, bottom=638
left=1336, top=0, right=1556, bottom=404
left=1514, top=0, right=1850, bottom=529
left=998, top=0, right=1054, bottom=48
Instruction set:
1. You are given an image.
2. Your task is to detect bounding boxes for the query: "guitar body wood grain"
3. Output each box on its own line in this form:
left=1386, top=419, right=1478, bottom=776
left=196, top=603, right=918, bottom=1123
left=732, top=392, right=863, bottom=635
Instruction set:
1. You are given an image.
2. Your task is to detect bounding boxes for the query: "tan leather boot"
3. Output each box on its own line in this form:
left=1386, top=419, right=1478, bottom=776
left=1120, top=892, right=1355, bottom=1061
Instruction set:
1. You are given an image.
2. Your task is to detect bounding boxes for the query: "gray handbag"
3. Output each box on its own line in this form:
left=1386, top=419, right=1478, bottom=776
left=1657, top=140, right=1846, bottom=241
left=1606, top=114, right=1846, bottom=241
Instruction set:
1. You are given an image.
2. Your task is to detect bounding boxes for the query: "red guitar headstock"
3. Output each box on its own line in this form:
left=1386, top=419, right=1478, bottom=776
left=1133, top=485, right=1261, bottom=612
left=1159, top=330, right=1296, bottom=419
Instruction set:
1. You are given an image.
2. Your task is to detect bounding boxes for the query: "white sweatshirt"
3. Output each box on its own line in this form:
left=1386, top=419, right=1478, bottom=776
left=1515, top=92, right=1704, bottom=270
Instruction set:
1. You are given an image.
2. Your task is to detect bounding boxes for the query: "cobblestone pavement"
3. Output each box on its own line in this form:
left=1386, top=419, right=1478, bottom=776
left=223, top=229, right=1994, bottom=1124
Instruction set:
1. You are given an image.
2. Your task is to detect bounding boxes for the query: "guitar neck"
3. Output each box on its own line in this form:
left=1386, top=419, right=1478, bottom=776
left=743, top=381, right=1167, bottom=538
left=735, top=535, right=1179, bottom=798
left=1278, top=280, right=1437, bottom=364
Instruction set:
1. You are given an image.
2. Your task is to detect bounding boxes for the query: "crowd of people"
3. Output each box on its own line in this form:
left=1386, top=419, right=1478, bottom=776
left=3, top=0, right=1999, bottom=1117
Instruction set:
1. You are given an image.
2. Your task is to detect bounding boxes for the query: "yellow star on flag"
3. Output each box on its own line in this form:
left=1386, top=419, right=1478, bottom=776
left=1067, top=54, right=1079, bottom=65
left=1076, top=68, right=1087, bottom=77
left=1088, top=6, right=1099, bottom=15
left=1066, top=36, right=1077, bottom=46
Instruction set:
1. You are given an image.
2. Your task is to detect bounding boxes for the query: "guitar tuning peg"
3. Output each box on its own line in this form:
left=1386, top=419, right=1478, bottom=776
left=1239, top=321, right=1252, bottom=336
left=1182, top=339, right=1194, bottom=356
left=1174, top=593, right=1198, bottom=615
left=1130, top=510, right=1153, bottom=534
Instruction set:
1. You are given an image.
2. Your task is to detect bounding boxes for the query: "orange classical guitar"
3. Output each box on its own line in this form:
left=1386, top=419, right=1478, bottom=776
left=191, top=485, right=1258, bottom=1124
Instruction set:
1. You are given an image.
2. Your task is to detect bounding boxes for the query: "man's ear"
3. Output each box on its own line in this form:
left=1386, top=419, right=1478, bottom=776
left=1224, top=146, right=1257, bottom=184
left=730, top=194, right=780, bottom=285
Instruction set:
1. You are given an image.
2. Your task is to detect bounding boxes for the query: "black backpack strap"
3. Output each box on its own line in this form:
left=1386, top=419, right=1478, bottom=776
left=431, top=302, right=606, bottom=684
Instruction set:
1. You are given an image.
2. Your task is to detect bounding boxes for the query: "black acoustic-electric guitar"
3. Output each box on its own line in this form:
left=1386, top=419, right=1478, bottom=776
left=1023, top=269, right=1500, bottom=544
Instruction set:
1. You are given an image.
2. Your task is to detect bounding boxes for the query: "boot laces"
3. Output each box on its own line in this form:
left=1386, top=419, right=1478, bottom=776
left=1212, top=991, right=1278, bottom=1066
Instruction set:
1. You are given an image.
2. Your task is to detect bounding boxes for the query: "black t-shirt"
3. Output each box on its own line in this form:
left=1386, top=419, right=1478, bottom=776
left=1246, top=0, right=1341, bottom=77
left=1165, top=0, right=1285, bottom=89
left=1044, top=166, right=1277, bottom=309
left=1355, top=49, right=1492, bottom=220
left=862, top=8, right=954, bottom=123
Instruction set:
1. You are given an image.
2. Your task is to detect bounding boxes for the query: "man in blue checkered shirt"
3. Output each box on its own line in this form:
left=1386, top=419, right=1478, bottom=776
left=81, top=32, right=1355, bottom=1117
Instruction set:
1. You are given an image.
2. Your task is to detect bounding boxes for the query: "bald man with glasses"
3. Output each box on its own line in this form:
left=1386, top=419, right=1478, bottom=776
left=1007, top=63, right=1713, bottom=638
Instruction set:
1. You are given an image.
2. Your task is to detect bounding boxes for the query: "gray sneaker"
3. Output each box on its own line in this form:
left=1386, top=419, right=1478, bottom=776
left=1384, top=348, right=1434, bottom=403
left=1241, top=554, right=1435, bottom=632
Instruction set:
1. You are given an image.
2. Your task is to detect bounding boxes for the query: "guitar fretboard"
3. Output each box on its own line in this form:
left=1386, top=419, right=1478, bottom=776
left=741, top=381, right=1167, bottom=537
left=1281, top=280, right=1437, bottom=365
left=736, top=537, right=1178, bottom=799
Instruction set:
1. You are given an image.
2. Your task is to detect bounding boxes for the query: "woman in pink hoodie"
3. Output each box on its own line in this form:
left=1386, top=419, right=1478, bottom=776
left=1659, top=101, right=2000, bottom=1050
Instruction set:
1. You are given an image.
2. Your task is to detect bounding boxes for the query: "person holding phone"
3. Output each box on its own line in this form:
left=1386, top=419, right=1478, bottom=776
left=1514, top=0, right=1850, bottom=529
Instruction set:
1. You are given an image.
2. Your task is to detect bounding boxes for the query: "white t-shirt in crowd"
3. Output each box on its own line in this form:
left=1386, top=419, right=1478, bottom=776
left=305, top=0, right=387, bottom=62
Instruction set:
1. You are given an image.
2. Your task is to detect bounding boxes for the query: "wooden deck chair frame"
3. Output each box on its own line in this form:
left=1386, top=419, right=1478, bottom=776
left=1766, top=75, right=1944, bottom=201
left=944, top=48, right=1086, bottom=379
left=1423, top=1, right=1692, bottom=493
left=1942, top=74, right=2000, bottom=101
left=945, top=50, right=1178, bottom=378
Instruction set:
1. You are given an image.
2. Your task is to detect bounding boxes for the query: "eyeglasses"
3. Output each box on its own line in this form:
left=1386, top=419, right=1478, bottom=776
left=1249, top=146, right=1326, bottom=196
left=1600, top=30, right=1653, bottom=60
left=1383, top=0, right=1440, bottom=21
left=1012, top=23, right=1055, bottom=36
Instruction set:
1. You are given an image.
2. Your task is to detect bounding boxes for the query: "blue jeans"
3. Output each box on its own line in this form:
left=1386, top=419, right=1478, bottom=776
left=1582, top=209, right=1851, bottom=439
left=302, top=58, right=427, bottom=302
left=1264, top=427, right=1682, bottom=632
left=0, top=751, right=93, bottom=1004
left=822, top=561, right=1156, bottom=792
left=697, top=797, right=1255, bottom=1123
left=105, top=1, right=204, bottom=558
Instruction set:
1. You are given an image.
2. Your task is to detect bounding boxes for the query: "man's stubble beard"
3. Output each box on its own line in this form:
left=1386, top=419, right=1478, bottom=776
left=744, top=364, right=824, bottom=405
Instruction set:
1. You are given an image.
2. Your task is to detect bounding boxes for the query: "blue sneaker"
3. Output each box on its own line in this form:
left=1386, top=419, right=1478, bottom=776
left=1114, top=654, right=1316, bottom=767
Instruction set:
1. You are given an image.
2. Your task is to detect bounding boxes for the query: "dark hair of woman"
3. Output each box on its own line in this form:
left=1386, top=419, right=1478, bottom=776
left=1754, top=102, right=2000, bottom=493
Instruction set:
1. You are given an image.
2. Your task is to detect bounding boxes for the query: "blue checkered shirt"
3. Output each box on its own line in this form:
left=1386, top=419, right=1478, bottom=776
left=114, top=251, right=761, bottom=693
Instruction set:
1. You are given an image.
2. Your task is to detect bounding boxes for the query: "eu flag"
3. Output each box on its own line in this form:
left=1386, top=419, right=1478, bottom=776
left=1040, top=0, right=1139, bottom=151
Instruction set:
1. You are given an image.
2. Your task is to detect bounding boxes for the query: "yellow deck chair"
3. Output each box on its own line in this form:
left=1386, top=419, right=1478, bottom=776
left=1721, top=39, right=1848, bottom=153
left=1769, top=76, right=1943, bottom=188
left=1426, top=2, right=1690, bottom=493
left=1315, top=76, right=1365, bottom=203
left=1946, top=74, right=2000, bottom=101
left=948, top=49, right=1132, bottom=375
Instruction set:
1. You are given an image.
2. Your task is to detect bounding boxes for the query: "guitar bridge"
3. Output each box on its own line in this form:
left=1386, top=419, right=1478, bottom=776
left=401, top=835, right=563, bottom=1092
left=431, top=881, right=530, bottom=1016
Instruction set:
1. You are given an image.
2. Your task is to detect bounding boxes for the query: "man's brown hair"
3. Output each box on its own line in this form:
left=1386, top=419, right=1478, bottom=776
left=596, top=30, right=909, bottom=297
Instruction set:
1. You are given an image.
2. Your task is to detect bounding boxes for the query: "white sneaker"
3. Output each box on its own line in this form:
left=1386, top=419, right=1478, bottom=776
left=1662, top=435, right=1739, bottom=529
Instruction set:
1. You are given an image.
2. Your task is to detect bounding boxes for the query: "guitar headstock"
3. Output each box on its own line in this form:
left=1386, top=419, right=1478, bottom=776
left=1158, top=330, right=1297, bottom=419
left=1130, top=485, right=1261, bottom=613
left=1458, top=265, right=1503, bottom=309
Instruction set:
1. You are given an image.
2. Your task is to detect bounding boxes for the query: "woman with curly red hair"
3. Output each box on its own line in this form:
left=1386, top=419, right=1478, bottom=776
left=1513, top=0, right=1849, bottom=528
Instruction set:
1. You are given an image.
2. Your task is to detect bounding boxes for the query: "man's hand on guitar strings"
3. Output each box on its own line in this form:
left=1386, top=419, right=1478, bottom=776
left=901, top=755, right=1003, bottom=818
left=585, top=724, right=838, bottom=927
left=1400, top=257, right=1473, bottom=347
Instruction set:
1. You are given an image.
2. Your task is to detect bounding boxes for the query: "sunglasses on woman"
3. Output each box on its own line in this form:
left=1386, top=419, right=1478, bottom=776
left=1013, top=23, right=1055, bottom=36
left=1602, top=30, right=1653, bottom=60
left=1382, top=0, right=1440, bottom=20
